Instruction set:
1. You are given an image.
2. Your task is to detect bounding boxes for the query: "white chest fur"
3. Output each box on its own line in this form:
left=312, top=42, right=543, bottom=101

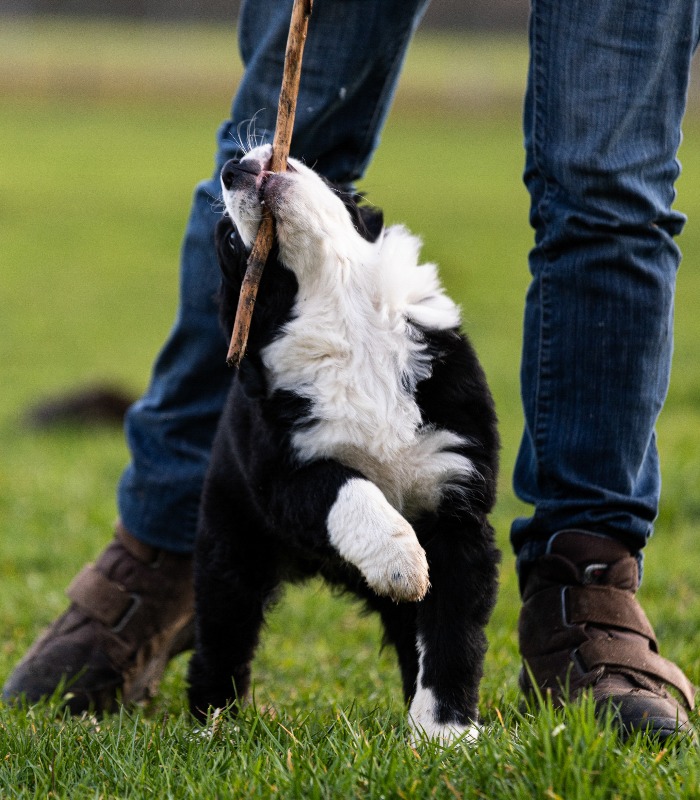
left=261, top=225, right=475, bottom=517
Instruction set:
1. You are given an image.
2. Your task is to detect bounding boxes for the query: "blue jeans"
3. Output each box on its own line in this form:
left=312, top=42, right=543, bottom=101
left=118, top=0, right=430, bottom=551
left=512, top=0, right=700, bottom=565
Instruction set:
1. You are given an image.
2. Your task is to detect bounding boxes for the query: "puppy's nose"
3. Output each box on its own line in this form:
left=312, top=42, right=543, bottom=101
left=221, top=158, right=261, bottom=190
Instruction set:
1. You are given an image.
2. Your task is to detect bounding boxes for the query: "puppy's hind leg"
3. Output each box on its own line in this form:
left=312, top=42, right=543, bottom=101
left=364, top=593, right=419, bottom=704
left=408, top=516, right=499, bottom=746
left=187, top=477, right=280, bottom=723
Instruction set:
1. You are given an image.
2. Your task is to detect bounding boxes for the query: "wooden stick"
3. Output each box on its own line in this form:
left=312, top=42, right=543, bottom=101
left=226, top=0, right=313, bottom=368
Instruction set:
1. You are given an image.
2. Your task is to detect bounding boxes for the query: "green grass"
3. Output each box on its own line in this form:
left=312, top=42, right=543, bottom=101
left=1, top=16, right=700, bottom=798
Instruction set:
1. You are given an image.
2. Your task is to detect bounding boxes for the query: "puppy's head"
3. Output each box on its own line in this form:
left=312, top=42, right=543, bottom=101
left=220, top=144, right=382, bottom=276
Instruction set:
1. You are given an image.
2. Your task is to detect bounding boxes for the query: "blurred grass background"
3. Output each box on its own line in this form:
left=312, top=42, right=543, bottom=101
left=1, top=15, right=700, bottom=774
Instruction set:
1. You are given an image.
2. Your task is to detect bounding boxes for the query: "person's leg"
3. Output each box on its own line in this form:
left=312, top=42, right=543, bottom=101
left=4, top=0, right=430, bottom=712
left=513, top=0, right=699, bottom=738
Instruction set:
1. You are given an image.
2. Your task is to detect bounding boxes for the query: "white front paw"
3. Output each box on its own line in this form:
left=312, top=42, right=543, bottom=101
left=327, top=478, right=429, bottom=602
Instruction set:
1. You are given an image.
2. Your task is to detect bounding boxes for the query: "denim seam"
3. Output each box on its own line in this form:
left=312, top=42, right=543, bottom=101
left=528, top=0, right=555, bottom=495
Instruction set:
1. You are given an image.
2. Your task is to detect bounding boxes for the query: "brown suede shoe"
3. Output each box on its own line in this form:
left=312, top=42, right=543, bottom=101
left=3, top=522, right=194, bottom=714
left=519, top=530, right=695, bottom=740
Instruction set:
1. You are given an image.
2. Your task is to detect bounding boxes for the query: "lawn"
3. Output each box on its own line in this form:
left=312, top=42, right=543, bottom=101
left=1, top=15, right=700, bottom=798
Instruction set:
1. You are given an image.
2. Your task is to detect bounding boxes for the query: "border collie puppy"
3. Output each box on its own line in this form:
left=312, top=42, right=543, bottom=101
left=187, top=144, right=500, bottom=743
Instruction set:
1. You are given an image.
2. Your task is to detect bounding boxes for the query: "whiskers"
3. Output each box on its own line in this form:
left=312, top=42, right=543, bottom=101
left=207, top=194, right=227, bottom=216
left=234, top=113, right=270, bottom=157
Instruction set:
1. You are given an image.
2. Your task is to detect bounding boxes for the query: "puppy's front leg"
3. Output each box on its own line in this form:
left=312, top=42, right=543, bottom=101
left=327, top=478, right=429, bottom=603
left=261, top=460, right=429, bottom=602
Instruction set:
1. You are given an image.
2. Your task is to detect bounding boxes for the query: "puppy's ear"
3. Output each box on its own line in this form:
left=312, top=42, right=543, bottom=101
left=215, top=215, right=248, bottom=285
left=358, top=206, right=384, bottom=243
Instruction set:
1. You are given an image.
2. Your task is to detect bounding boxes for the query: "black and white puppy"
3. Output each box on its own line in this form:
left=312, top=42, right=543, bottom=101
left=187, top=144, right=500, bottom=743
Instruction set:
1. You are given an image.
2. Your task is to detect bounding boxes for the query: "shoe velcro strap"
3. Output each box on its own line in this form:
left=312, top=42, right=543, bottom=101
left=576, top=638, right=696, bottom=710
left=524, top=585, right=656, bottom=642
left=67, top=564, right=139, bottom=631
left=564, top=585, right=656, bottom=642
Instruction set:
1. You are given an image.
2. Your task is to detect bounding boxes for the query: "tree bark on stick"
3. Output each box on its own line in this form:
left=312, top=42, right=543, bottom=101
left=226, top=0, right=313, bottom=368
